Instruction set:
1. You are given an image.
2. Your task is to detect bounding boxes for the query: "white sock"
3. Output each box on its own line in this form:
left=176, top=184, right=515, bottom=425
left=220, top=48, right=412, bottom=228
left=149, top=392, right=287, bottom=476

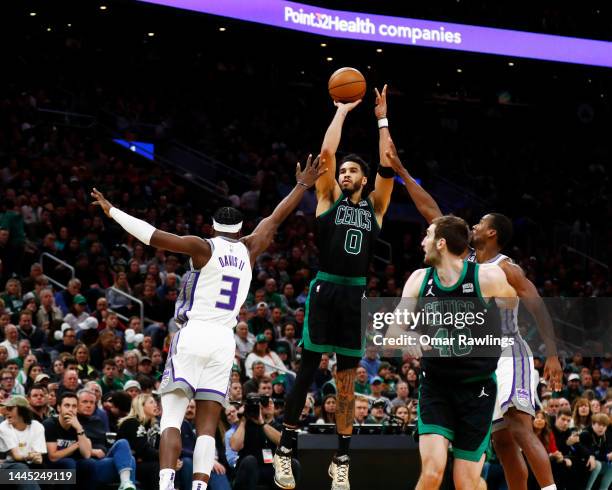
left=192, top=481, right=208, bottom=490
left=159, top=468, right=175, bottom=490
left=119, top=469, right=131, bottom=484
left=541, top=485, right=557, bottom=490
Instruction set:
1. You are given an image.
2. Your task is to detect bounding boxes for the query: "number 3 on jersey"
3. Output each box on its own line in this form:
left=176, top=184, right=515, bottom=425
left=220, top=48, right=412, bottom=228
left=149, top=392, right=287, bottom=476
left=215, top=275, right=240, bottom=311
left=344, top=228, right=363, bottom=255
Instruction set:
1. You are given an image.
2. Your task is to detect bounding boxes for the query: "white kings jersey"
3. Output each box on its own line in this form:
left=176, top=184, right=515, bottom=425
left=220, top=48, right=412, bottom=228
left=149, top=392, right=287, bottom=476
left=174, top=236, right=252, bottom=329
left=466, top=251, right=520, bottom=337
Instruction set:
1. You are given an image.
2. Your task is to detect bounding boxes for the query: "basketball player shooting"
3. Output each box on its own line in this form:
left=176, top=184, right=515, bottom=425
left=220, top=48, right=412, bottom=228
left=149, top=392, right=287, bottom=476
left=383, top=135, right=562, bottom=490
left=91, top=154, right=326, bottom=490
left=273, top=85, right=394, bottom=490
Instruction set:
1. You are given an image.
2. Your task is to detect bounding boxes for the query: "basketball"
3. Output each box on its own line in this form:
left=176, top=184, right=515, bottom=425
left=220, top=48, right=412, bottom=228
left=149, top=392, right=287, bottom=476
left=328, top=67, right=366, bottom=103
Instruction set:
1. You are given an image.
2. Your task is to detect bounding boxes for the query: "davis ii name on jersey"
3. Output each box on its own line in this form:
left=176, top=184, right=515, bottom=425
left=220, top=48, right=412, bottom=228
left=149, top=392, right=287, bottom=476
left=218, top=255, right=247, bottom=271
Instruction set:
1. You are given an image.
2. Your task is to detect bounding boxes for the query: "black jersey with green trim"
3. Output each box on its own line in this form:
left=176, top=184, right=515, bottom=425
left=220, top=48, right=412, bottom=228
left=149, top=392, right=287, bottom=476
left=417, top=261, right=502, bottom=380
left=316, top=195, right=380, bottom=277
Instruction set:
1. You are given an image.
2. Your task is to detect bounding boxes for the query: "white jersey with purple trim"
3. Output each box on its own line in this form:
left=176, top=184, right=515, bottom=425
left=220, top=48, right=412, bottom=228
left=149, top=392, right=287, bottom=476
left=465, top=251, right=519, bottom=337
left=174, top=236, right=252, bottom=329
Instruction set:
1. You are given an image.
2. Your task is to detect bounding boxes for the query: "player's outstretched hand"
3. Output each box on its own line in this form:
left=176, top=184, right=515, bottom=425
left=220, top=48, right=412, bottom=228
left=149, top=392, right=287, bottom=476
left=333, top=98, right=362, bottom=113
left=374, top=84, right=388, bottom=120
left=296, top=154, right=327, bottom=188
left=91, top=188, right=113, bottom=218
left=384, top=138, right=407, bottom=175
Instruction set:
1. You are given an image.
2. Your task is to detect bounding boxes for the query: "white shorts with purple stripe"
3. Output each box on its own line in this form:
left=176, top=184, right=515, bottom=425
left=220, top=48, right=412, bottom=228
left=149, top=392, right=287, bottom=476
left=159, top=320, right=234, bottom=405
left=492, top=336, right=538, bottom=432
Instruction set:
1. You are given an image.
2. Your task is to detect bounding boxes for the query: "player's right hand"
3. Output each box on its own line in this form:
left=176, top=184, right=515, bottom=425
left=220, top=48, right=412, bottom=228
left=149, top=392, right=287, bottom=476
left=374, top=84, right=388, bottom=120
left=334, top=98, right=362, bottom=113
left=384, top=139, right=407, bottom=175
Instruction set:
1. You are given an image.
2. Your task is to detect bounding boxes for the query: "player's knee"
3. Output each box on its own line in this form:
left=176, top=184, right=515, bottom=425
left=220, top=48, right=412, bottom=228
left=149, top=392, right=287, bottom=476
left=421, top=466, right=444, bottom=487
left=491, top=429, right=514, bottom=452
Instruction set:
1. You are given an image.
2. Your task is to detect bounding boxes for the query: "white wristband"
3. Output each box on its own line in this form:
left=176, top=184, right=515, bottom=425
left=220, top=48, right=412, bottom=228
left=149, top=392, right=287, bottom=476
left=109, top=207, right=156, bottom=245
left=377, top=117, right=389, bottom=129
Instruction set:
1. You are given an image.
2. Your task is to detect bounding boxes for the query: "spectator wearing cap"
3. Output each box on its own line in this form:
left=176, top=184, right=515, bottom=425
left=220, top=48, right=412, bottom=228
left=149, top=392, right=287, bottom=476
left=0, top=395, right=47, bottom=484
left=275, top=344, right=291, bottom=369
left=244, top=334, right=285, bottom=378
left=97, top=359, right=124, bottom=396
left=354, top=366, right=372, bottom=396
left=234, top=322, right=255, bottom=360
left=55, top=278, right=82, bottom=316
left=123, top=380, right=142, bottom=399
left=36, top=288, right=63, bottom=331
left=16, top=311, right=45, bottom=350
left=366, top=399, right=389, bottom=424
left=28, top=383, right=54, bottom=422
left=370, top=377, right=390, bottom=407
left=558, top=373, right=584, bottom=404
left=72, top=344, right=97, bottom=381
left=377, top=361, right=399, bottom=393
left=1, top=324, right=19, bottom=359
left=360, top=345, right=381, bottom=383
left=137, top=355, right=155, bottom=379
left=74, top=314, right=98, bottom=348
left=64, top=295, right=90, bottom=330
left=248, top=302, right=272, bottom=336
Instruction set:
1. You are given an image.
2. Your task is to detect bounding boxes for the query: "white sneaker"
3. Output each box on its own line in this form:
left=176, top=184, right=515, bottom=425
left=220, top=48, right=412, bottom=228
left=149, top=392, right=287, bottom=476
left=118, top=482, right=137, bottom=490
left=328, top=455, right=350, bottom=490
left=273, top=446, right=296, bottom=489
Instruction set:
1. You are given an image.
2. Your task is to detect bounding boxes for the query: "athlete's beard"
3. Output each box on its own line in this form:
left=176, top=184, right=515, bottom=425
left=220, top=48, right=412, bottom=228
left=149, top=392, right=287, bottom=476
left=423, top=249, right=440, bottom=266
left=341, top=181, right=362, bottom=199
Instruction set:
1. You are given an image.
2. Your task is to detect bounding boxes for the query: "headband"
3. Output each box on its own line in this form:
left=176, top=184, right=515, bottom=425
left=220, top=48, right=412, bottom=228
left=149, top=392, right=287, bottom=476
left=213, top=219, right=242, bottom=233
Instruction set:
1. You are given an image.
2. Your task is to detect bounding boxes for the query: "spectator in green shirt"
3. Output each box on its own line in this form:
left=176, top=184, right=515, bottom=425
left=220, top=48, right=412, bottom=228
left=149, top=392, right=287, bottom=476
left=264, top=278, right=284, bottom=311
left=98, top=359, right=124, bottom=396
left=354, top=366, right=372, bottom=395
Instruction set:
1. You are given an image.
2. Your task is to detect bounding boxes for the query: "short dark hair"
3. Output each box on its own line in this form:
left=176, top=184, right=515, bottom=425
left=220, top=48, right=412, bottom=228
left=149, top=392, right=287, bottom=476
left=557, top=407, right=572, bottom=418
left=63, top=357, right=78, bottom=369
left=432, top=216, right=470, bottom=255
left=28, top=384, right=48, bottom=396
left=5, top=360, right=19, bottom=368
left=58, top=391, right=78, bottom=407
left=109, top=391, right=132, bottom=413
left=15, top=405, right=33, bottom=425
left=487, top=213, right=513, bottom=248
left=339, top=154, right=370, bottom=177
left=213, top=207, right=243, bottom=226
left=258, top=377, right=272, bottom=388
left=102, top=359, right=116, bottom=369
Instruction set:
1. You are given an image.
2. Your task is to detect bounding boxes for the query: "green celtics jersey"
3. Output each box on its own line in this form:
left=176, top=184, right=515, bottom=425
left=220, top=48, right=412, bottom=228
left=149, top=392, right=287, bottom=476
left=418, top=261, right=502, bottom=380
left=316, top=194, right=380, bottom=277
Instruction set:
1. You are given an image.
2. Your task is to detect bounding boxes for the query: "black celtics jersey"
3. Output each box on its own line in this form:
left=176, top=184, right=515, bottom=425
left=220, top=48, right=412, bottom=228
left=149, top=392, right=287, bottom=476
left=417, top=261, right=502, bottom=380
left=316, top=195, right=380, bottom=277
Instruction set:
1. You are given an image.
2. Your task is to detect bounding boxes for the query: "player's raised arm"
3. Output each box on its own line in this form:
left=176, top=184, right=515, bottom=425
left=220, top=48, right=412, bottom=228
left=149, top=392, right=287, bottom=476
left=369, top=84, right=394, bottom=223
left=384, top=138, right=443, bottom=224
left=91, top=188, right=211, bottom=262
left=242, top=155, right=327, bottom=263
left=499, top=261, right=562, bottom=389
left=317, top=99, right=361, bottom=211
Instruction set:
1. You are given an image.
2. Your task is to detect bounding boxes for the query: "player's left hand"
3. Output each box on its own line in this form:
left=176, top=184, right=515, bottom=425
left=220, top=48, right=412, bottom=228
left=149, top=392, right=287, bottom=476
left=212, top=461, right=226, bottom=475
left=91, top=188, right=113, bottom=217
left=374, top=84, right=388, bottom=120
left=543, top=356, right=563, bottom=391
left=384, top=140, right=407, bottom=176
left=296, top=154, right=327, bottom=188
